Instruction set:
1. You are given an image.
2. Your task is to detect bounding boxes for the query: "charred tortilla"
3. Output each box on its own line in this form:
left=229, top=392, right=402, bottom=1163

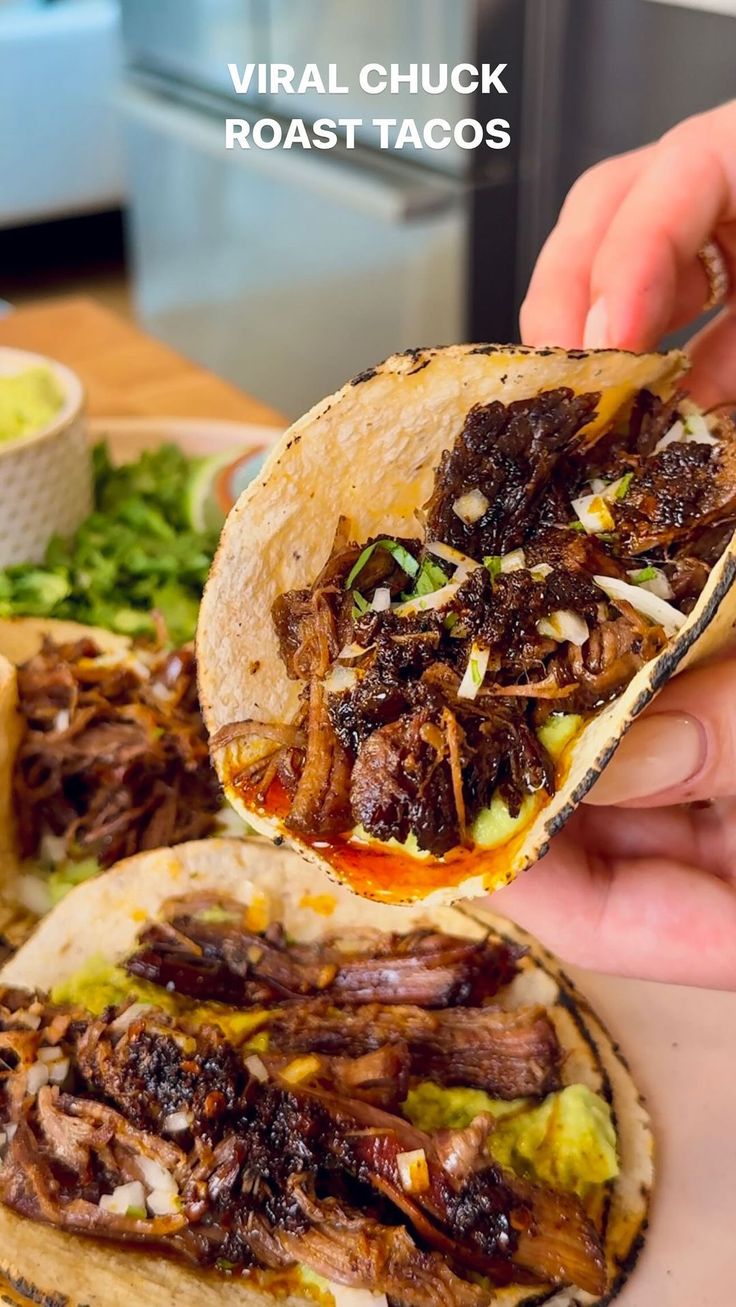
left=198, top=344, right=736, bottom=904
left=0, top=837, right=652, bottom=1307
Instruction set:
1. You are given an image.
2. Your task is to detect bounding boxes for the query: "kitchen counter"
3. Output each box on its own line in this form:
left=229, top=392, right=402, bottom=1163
left=0, top=296, right=284, bottom=425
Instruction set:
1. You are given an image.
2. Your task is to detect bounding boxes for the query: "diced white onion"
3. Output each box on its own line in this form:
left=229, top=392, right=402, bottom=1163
left=458, top=643, right=490, bottom=700
left=589, top=477, right=607, bottom=494
left=571, top=493, right=615, bottom=534
left=5, top=1124, right=17, bottom=1141
left=26, top=1062, right=50, bottom=1096
left=39, top=832, right=67, bottom=867
left=425, top=540, right=477, bottom=568
left=394, top=580, right=461, bottom=617
left=0, top=1131, right=5, bottom=1150
left=530, top=562, right=552, bottom=580
left=537, top=610, right=590, bottom=646
left=136, top=1156, right=177, bottom=1196
left=37, top=1045, right=64, bottom=1064
left=371, top=587, right=391, bottom=612
left=593, top=575, right=685, bottom=636
left=150, top=681, right=172, bottom=702
left=110, top=1002, right=154, bottom=1033
left=627, top=567, right=674, bottom=602
left=49, top=1058, right=70, bottom=1085
left=683, top=413, right=719, bottom=444
left=147, top=1188, right=182, bottom=1217
left=452, top=489, right=489, bottom=525
left=655, top=419, right=684, bottom=450
left=52, top=709, right=71, bottom=733
left=499, top=548, right=526, bottom=573
left=99, top=1180, right=146, bottom=1217
left=15, top=875, right=52, bottom=917
left=654, top=414, right=719, bottom=452
left=324, top=665, right=358, bottom=694
left=602, top=475, right=629, bottom=502
left=337, top=642, right=374, bottom=661
left=163, top=1110, right=194, bottom=1134
left=245, top=1054, right=269, bottom=1083
left=396, top=1148, right=430, bottom=1194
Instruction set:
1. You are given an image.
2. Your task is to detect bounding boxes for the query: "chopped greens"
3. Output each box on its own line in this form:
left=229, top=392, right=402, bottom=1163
left=0, top=443, right=220, bottom=643
left=345, top=539, right=419, bottom=591
left=351, top=591, right=371, bottom=621
left=630, top=566, right=657, bottom=584
left=613, top=471, right=633, bottom=500
left=483, top=555, right=502, bottom=578
left=402, top=557, right=448, bottom=601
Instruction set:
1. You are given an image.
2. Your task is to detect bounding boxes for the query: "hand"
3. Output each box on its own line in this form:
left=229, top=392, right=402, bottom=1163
left=520, top=99, right=736, bottom=409
left=492, top=657, right=736, bottom=989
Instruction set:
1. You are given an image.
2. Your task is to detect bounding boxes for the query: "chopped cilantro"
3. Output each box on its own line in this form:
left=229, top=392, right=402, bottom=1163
left=216, top=1258, right=237, bottom=1272
left=630, top=566, right=657, bottom=584
left=483, top=555, right=502, bottom=578
left=614, top=472, right=633, bottom=500
left=401, top=557, right=448, bottom=601
left=351, top=591, right=370, bottom=621
left=345, top=539, right=418, bottom=590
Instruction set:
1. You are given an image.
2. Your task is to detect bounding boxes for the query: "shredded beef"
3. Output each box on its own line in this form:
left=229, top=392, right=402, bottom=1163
left=0, top=924, right=606, bottom=1302
left=126, top=914, right=520, bottom=1008
left=266, top=1002, right=561, bottom=1098
left=227, top=389, right=733, bottom=858
left=424, top=388, right=600, bottom=557
left=13, top=640, right=221, bottom=867
left=616, top=442, right=736, bottom=551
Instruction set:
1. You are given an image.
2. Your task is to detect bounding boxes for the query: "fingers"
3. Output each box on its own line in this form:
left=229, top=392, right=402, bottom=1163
left=583, top=106, right=736, bottom=350
left=520, top=101, right=736, bottom=352
left=575, top=801, right=736, bottom=885
left=491, top=832, right=736, bottom=988
left=685, top=306, right=736, bottom=409
left=584, top=660, right=736, bottom=808
left=520, top=148, right=648, bottom=348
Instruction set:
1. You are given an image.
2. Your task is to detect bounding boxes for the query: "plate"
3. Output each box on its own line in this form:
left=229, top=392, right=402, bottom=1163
left=88, top=415, right=284, bottom=510
left=14, top=415, right=736, bottom=1305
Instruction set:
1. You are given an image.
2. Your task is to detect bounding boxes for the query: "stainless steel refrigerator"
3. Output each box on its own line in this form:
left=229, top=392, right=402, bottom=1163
left=118, top=0, right=524, bottom=417
left=119, top=0, right=735, bottom=417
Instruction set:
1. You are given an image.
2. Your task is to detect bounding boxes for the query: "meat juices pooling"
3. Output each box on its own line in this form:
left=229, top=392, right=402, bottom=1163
left=0, top=899, right=609, bottom=1303
left=218, top=387, right=736, bottom=857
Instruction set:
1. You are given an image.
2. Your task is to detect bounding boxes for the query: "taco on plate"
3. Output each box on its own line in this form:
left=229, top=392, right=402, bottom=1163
left=0, top=836, right=651, bottom=1306
left=0, top=617, right=223, bottom=901
left=198, top=344, right=736, bottom=904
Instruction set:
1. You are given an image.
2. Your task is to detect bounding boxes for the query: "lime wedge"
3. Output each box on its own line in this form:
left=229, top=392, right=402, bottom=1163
left=182, top=450, right=243, bottom=533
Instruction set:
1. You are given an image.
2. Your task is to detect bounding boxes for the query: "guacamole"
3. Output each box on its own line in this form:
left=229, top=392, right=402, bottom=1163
left=0, top=366, right=64, bottom=445
left=51, top=955, right=271, bottom=1048
left=403, top=1081, right=619, bottom=1199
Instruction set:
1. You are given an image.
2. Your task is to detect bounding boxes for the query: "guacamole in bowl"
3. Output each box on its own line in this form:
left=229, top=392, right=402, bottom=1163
left=0, top=365, right=64, bottom=446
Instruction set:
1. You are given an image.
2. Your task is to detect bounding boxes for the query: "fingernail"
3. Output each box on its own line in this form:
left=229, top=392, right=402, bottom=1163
left=585, top=712, right=706, bottom=806
left=583, top=298, right=609, bottom=349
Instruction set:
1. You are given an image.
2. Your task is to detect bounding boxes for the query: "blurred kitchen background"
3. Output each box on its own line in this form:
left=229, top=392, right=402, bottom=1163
left=1, top=0, right=735, bottom=417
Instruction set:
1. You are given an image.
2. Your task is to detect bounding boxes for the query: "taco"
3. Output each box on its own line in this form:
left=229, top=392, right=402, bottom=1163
left=0, top=836, right=651, bottom=1306
left=0, top=617, right=224, bottom=902
left=198, top=344, right=736, bottom=904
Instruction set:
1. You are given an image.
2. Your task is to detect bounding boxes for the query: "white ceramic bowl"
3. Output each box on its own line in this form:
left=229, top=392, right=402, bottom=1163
left=0, top=347, right=91, bottom=567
